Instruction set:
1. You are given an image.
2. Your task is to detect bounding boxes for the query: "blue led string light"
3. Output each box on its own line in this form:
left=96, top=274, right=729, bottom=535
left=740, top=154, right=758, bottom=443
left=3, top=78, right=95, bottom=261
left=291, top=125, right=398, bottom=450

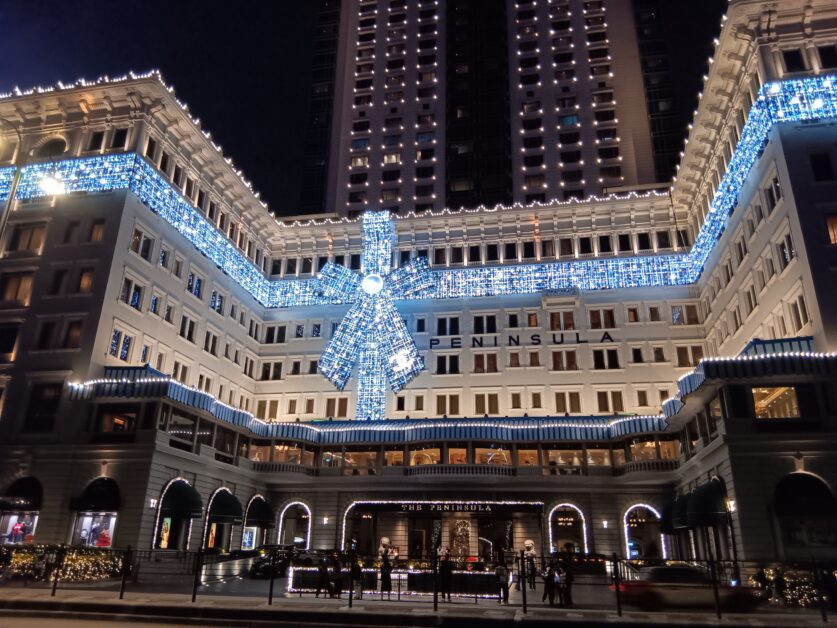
left=317, top=212, right=433, bottom=419
left=2, top=76, right=836, bottom=419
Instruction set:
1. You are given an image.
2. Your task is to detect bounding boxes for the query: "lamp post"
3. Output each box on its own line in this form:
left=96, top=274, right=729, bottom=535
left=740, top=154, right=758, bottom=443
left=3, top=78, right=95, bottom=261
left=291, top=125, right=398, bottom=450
left=0, top=117, right=24, bottom=249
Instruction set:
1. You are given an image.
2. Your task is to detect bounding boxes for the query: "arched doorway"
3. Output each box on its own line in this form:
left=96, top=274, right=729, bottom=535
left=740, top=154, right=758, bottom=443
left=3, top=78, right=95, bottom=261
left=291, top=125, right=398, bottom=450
left=774, top=472, right=837, bottom=558
left=277, top=502, right=311, bottom=549
left=70, top=477, right=120, bottom=548
left=548, top=504, right=588, bottom=554
left=242, top=495, right=274, bottom=550
left=154, top=478, right=203, bottom=550
left=0, top=476, right=42, bottom=545
left=204, top=488, right=243, bottom=552
left=624, top=504, right=666, bottom=560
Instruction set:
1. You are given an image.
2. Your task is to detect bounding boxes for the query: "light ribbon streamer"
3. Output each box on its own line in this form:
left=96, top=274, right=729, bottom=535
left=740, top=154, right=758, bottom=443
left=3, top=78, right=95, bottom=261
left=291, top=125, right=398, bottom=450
left=316, top=212, right=434, bottom=420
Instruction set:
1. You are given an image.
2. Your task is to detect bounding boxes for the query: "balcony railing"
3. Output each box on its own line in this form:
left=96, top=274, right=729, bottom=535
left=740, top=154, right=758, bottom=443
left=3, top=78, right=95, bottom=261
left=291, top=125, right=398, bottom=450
left=251, top=462, right=318, bottom=476
left=404, top=464, right=516, bottom=477
left=613, top=459, right=679, bottom=475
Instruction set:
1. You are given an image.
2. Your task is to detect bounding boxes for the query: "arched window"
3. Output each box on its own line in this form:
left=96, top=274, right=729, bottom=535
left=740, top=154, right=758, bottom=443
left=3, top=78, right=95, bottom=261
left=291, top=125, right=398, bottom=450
left=277, top=501, right=312, bottom=549
left=548, top=503, right=589, bottom=554
left=623, top=503, right=667, bottom=560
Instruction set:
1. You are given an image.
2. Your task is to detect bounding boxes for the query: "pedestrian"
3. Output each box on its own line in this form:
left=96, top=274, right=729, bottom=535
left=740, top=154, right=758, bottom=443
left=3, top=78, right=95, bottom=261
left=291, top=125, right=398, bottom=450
left=772, top=568, right=787, bottom=606
left=315, top=557, right=332, bottom=598
left=439, top=551, right=453, bottom=601
left=562, top=559, right=574, bottom=606
left=350, top=554, right=363, bottom=600
left=380, top=548, right=393, bottom=599
left=524, top=541, right=537, bottom=591
left=330, top=552, right=342, bottom=598
left=554, top=563, right=566, bottom=606
left=495, top=561, right=510, bottom=605
left=542, top=560, right=557, bottom=607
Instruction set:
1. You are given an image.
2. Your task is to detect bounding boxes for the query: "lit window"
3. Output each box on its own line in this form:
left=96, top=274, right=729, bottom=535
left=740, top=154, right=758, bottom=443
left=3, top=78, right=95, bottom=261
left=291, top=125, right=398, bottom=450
left=752, top=387, right=800, bottom=419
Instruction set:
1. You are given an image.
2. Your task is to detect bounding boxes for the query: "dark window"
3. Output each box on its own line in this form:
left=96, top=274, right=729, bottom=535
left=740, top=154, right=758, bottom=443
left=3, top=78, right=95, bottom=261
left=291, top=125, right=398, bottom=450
left=25, top=383, right=63, bottom=432
left=811, top=153, right=835, bottom=182
left=782, top=49, right=806, bottom=73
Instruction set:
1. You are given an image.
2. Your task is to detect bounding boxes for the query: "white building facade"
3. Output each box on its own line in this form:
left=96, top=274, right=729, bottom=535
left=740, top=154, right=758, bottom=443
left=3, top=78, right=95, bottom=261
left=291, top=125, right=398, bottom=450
left=0, top=0, right=836, bottom=563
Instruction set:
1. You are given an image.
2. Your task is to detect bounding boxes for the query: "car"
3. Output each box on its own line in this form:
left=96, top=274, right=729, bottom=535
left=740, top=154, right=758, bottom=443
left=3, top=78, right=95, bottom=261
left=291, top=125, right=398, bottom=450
left=613, top=564, right=760, bottom=611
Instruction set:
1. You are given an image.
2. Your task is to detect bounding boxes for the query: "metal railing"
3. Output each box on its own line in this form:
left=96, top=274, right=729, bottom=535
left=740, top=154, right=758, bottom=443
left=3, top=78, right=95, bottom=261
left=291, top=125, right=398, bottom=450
left=0, top=545, right=833, bottom=622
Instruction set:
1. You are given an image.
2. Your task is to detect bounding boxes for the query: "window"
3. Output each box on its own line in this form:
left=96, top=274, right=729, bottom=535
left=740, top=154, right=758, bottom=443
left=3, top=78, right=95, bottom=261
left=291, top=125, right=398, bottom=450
left=110, top=127, right=128, bottom=149
left=436, top=354, right=460, bottom=375
left=325, top=397, right=349, bottom=418
left=119, top=277, right=143, bottom=310
left=589, top=308, right=615, bottom=329
left=671, top=304, right=700, bottom=325
left=129, top=228, right=154, bottom=261
left=209, top=290, right=224, bottom=315
left=436, top=394, right=460, bottom=416
left=25, top=383, right=63, bottom=432
left=62, top=321, right=83, bottom=349
left=637, top=390, right=649, bottom=407
left=592, top=348, right=620, bottom=370
left=827, top=216, right=837, bottom=245
left=474, top=392, right=500, bottom=415
left=648, top=306, right=661, bottom=322
left=676, top=345, right=704, bottom=368
left=89, top=220, right=105, bottom=242
left=777, top=233, right=796, bottom=270
left=109, top=329, right=133, bottom=362
left=789, top=293, right=810, bottom=332
left=549, top=311, right=575, bottom=331
left=811, top=153, right=835, bottom=181
left=1, top=273, right=34, bottom=304
left=652, top=346, right=667, bottom=363
left=782, top=49, right=806, bottom=73
left=596, top=390, right=624, bottom=413
left=473, top=315, right=497, bottom=334
left=49, top=269, right=67, bottom=296
left=186, top=272, right=203, bottom=299
left=555, top=391, right=581, bottom=414
left=179, top=315, right=196, bottom=342
left=473, top=353, right=498, bottom=373
left=35, top=321, right=56, bottom=350
left=626, top=307, right=639, bottom=323
left=8, top=223, right=45, bottom=254
left=437, top=316, right=460, bottom=336
left=0, top=325, right=19, bottom=359
left=752, top=386, right=800, bottom=418
left=551, top=350, right=578, bottom=371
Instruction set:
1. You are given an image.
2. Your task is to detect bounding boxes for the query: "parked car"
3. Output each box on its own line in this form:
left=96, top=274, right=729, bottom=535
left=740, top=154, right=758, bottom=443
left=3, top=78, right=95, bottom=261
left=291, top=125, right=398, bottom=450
left=248, top=545, right=297, bottom=579
left=613, top=565, right=760, bottom=611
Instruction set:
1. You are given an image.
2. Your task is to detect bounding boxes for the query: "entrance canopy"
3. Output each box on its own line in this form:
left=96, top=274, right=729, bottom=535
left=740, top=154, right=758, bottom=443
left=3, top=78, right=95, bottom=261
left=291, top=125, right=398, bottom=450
left=775, top=473, right=837, bottom=517
left=0, top=477, right=43, bottom=511
left=208, top=490, right=243, bottom=524
left=161, top=480, right=203, bottom=519
left=71, top=477, right=121, bottom=512
left=245, top=497, right=275, bottom=528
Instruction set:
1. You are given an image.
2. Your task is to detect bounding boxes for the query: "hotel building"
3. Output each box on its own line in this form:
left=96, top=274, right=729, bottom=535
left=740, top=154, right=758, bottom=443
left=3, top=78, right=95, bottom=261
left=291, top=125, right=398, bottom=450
left=0, top=0, right=836, bottom=564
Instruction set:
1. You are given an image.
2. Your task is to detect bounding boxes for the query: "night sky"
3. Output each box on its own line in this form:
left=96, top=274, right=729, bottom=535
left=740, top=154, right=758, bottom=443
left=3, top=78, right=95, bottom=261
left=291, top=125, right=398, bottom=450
left=0, top=0, right=727, bottom=215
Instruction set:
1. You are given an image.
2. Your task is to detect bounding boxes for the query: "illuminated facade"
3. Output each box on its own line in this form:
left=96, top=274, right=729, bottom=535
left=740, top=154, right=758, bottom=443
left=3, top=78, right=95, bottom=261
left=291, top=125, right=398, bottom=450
left=0, top=0, right=837, bottom=564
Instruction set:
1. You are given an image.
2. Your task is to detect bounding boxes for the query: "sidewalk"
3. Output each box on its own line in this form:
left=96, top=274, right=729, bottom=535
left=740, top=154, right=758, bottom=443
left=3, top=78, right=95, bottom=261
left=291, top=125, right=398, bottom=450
left=0, top=586, right=825, bottom=627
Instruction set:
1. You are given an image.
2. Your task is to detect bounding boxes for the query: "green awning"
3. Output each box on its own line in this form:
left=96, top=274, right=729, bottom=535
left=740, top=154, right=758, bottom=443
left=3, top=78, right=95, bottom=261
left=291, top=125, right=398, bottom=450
left=671, top=494, right=692, bottom=530
left=0, top=477, right=43, bottom=511
left=775, top=472, right=837, bottom=517
left=71, top=477, right=121, bottom=512
left=208, top=490, right=243, bottom=525
left=687, top=479, right=727, bottom=527
left=245, top=497, right=275, bottom=528
left=161, top=480, right=203, bottom=519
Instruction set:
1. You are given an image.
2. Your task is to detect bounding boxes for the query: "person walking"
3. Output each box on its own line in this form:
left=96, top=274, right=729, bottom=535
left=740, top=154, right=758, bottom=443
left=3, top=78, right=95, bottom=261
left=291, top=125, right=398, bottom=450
left=542, top=560, right=557, bottom=607
left=524, top=541, right=538, bottom=591
left=439, top=551, right=454, bottom=602
left=315, top=557, right=332, bottom=598
left=380, top=548, right=393, bottom=599
left=554, top=562, right=566, bottom=606
left=330, top=552, right=343, bottom=598
left=495, top=561, right=510, bottom=605
left=350, top=554, right=363, bottom=600
left=561, top=559, right=574, bottom=606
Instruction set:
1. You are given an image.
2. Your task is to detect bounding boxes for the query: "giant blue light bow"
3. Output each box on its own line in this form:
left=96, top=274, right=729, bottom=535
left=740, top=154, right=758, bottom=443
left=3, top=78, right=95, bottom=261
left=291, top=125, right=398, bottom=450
left=316, top=212, right=434, bottom=420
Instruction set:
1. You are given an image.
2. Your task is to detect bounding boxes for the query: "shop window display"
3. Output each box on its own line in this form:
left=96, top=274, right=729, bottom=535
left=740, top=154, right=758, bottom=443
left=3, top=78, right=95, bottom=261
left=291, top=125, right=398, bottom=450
left=0, top=512, right=38, bottom=545
left=72, top=513, right=117, bottom=547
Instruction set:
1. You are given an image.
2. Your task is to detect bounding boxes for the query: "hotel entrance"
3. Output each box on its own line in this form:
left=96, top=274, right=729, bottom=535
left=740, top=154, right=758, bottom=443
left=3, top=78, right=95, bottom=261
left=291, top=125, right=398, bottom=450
left=343, top=500, right=543, bottom=560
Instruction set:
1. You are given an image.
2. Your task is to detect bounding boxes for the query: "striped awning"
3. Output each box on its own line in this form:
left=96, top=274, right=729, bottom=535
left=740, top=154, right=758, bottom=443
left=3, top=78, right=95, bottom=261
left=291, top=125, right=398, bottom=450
left=71, top=366, right=668, bottom=443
